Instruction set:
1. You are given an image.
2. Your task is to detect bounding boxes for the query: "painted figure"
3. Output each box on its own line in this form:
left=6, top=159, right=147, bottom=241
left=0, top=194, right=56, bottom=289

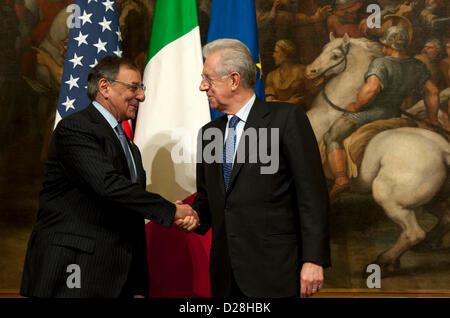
left=265, top=39, right=311, bottom=108
left=305, top=30, right=450, bottom=272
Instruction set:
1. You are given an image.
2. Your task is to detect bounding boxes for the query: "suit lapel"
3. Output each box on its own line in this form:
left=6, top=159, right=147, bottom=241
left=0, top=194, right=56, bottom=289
left=86, top=104, right=134, bottom=180
left=215, top=116, right=228, bottom=196
left=227, top=97, right=271, bottom=192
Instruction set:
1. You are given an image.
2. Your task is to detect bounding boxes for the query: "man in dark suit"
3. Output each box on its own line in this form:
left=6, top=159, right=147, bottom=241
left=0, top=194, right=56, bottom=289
left=21, top=56, right=198, bottom=298
left=191, top=39, right=330, bottom=298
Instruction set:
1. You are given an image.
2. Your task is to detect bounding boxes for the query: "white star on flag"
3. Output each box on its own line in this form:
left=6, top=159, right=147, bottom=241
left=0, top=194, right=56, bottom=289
left=113, top=46, right=123, bottom=57
left=79, top=10, right=92, bottom=26
left=62, top=96, right=76, bottom=112
left=116, top=28, right=122, bottom=41
left=102, top=0, right=114, bottom=12
left=74, top=31, right=88, bottom=47
left=65, top=74, right=80, bottom=90
left=98, top=17, right=112, bottom=32
left=56, top=0, right=122, bottom=123
left=93, top=38, right=107, bottom=53
left=69, top=53, right=83, bottom=68
left=90, top=58, right=98, bottom=68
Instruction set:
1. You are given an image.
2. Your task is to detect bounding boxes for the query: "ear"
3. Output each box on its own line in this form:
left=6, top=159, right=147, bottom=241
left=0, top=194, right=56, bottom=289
left=329, top=32, right=336, bottom=42
left=230, top=72, right=240, bottom=91
left=98, top=78, right=110, bottom=99
left=342, top=33, right=350, bottom=46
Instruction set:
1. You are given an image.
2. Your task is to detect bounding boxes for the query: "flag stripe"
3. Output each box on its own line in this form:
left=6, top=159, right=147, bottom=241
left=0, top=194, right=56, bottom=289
left=147, top=0, right=199, bottom=62
left=134, top=1, right=210, bottom=202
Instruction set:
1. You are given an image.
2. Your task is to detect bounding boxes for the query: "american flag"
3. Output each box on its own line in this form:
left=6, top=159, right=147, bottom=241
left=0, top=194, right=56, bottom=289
left=56, top=0, right=122, bottom=121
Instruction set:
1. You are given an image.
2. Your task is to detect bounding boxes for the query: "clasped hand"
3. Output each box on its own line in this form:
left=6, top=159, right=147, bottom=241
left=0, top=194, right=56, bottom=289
left=173, top=200, right=199, bottom=233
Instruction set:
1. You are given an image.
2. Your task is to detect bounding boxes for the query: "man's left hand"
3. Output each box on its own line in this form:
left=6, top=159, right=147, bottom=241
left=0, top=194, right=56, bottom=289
left=300, top=262, right=324, bottom=298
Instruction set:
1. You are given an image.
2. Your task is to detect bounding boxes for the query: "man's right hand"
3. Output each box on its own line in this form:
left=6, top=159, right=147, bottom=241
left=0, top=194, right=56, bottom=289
left=174, top=202, right=196, bottom=220
left=173, top=201, right=199, bottom=233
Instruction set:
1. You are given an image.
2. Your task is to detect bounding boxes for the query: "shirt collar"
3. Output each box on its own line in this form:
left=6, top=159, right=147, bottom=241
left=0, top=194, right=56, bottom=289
left=92, top=101, right=120, bottom=130
left=227, top=94, right=256, bottom=123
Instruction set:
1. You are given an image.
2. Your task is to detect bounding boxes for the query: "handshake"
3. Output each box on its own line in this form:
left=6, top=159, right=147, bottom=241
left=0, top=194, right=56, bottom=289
left=173, top=200, right=199, bottom=233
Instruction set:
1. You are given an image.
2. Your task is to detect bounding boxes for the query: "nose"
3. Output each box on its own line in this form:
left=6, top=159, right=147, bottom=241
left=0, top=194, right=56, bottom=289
left=199, top=79, right=209, bottom=91
left=136, top=89, right=145, bottom=102
left=305, top=66, right=316, bottom=75
left=305, top=64, right=320, bottom=79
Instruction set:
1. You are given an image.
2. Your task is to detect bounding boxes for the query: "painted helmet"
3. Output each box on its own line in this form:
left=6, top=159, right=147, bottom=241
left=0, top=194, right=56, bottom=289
left=379, top=26, right=410, bottom=51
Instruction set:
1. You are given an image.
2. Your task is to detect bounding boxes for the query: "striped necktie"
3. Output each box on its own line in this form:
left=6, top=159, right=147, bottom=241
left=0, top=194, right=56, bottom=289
left=115, top=124, right=137, bottom=183
left=223, top=115, right=240, bottom=191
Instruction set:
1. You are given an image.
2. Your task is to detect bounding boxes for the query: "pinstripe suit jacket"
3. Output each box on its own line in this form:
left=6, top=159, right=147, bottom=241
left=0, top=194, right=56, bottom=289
left=20, top=104, right=176, bottom=298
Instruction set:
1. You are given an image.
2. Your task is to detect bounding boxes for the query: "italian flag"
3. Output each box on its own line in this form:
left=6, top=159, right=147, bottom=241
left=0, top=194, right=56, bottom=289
left=134, top=0, right=210, bottom=202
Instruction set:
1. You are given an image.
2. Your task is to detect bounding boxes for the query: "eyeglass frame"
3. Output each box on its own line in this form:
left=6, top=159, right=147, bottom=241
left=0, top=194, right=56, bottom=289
left=200, top=73, right=230, bottom=87
left=111, top=79, right=146, bottom=93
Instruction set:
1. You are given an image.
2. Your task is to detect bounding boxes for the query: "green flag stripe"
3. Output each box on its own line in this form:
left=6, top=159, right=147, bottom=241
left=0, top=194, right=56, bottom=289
left=147, top=0, right=199, bottom=63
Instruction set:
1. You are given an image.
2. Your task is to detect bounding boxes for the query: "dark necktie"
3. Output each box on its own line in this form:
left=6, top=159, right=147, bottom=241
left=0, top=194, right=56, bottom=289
left=223, top=116, right=240, bottom=191
left=115, top=124, right=137, bottom=183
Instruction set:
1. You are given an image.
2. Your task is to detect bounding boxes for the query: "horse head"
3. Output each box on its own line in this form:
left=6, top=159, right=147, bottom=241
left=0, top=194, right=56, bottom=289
left=305, top=33, right=351, bottom=80
left=29, top=6, right=71, bottom=94
left=40, top=7, right=71, bottom=63
left=306, top=33, right=383, bottom=81
left=305, top=34, right=382, bottom=141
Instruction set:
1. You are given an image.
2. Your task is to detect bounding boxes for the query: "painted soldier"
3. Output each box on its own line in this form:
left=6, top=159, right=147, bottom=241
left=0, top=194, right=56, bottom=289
left=324, top=26, right=440, bottom=198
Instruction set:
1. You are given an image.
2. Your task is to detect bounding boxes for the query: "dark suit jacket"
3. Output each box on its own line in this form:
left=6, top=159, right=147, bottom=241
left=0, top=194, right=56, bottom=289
left=20, top=104, right=176, bottom=298
left=193, top=98, right=331, bottom=298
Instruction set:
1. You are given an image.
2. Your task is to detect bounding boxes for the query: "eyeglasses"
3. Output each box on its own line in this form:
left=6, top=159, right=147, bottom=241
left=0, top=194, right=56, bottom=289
left=112, top=80, right=146, bottom=92
left=200, top=73, right=229, bottom=87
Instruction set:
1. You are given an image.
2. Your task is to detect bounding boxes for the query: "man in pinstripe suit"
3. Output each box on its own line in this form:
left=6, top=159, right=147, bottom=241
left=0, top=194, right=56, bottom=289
left=20, top=56, right=198, bottom=298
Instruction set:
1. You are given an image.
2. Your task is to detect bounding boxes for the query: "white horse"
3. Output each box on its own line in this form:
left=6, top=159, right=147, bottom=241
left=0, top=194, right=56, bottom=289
left=36, top=6, right=70, bottom=93
left=23, top=7, right=70, bottom=158
left=305, top=34, right=450, bottom=271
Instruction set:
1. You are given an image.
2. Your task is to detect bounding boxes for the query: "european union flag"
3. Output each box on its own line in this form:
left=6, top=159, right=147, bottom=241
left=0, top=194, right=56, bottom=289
left=207, top=0, right=265, bottom=120
left=56, top=0, right=122, bottom=122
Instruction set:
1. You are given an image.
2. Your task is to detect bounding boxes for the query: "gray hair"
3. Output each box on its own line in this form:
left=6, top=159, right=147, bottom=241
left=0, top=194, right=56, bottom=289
left=87, top=56, right=139, bottom=100
left=202, top=39, right=256, bottom=89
